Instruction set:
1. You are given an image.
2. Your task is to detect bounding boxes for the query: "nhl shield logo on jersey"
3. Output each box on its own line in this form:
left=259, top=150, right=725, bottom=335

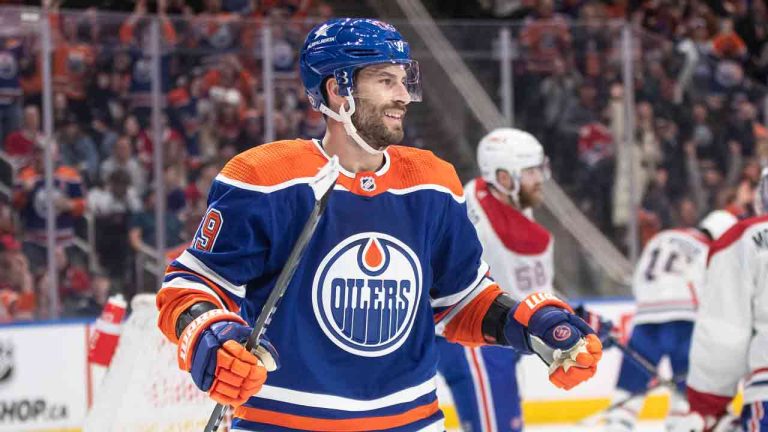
left=360, top=176, right=376, bottom=192
left=312, top=232, right=422, bottom=357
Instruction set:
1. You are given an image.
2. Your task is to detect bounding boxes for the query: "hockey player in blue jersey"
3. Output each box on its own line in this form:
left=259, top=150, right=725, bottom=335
left=156, top=18, right=603, bottom=431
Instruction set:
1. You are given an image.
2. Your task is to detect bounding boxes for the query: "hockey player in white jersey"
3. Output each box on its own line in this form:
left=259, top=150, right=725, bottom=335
left=604, top=210, right=738, bottom=432
left=436, top=128, right=554, bottom=432
left=669, top=169, right=768, bottom=432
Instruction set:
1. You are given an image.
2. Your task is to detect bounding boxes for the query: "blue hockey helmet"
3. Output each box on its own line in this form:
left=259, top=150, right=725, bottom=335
left=299, top=18, right=422, bottom=110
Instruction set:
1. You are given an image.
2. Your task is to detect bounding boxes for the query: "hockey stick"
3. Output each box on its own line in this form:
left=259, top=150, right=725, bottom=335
left=204, top=156, right=340, bottom=432
left=577, top=373, right=687, bottom=427
left=576, top=335, right=688, bottom=426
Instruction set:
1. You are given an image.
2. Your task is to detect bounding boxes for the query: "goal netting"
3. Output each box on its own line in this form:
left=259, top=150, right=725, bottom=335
left=83, top=293, right=226, bottom=431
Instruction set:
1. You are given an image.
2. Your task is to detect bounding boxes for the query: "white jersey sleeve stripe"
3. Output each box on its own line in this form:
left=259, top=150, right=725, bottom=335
left=431, top=261, right=490, bottom=308
left=434, top=276, right=496, bottom=336
left=175, top=250, right=246, bottom=298
left=160, top=276, right=226, bottom=309
left=253, top=377, right=436, bottom=412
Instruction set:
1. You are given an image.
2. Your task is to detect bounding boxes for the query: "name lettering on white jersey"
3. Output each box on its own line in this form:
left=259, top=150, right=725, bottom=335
left=752, top=229, right=768, bottom=249
left=312, top=232, right=422, bottom=357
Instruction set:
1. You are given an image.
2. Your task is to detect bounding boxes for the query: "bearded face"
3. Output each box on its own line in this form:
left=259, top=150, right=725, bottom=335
left=517, top=167, right=546, bottom=208
left=351, top=96, right=406, bottom=150
left=348, top=64, right=411, bottom=150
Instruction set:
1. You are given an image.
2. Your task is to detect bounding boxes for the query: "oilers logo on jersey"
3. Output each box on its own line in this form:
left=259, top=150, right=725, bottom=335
left=312, top=232, right=422, bottom=357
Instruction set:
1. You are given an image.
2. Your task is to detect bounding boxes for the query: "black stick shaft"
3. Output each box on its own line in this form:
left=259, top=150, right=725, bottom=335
left=203, top=179, right=335, bottom=432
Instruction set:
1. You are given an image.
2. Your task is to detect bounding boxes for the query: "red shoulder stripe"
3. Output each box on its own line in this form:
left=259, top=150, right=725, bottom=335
left=707, top=215, right=768, bottom=264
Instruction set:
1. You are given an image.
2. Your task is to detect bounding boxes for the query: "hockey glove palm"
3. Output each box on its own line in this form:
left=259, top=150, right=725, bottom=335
left=505, top=293, right=603, bottom=390
left=177, top=310, right=278, bottom=406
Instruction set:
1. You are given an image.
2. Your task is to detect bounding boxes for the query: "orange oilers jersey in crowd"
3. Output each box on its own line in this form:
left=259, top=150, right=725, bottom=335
left=157, top=139, right=504, bottom=431
left=13, top=165, right=85, bottom=246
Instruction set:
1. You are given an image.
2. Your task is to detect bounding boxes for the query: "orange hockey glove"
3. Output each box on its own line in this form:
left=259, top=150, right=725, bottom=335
left=177, top=309, right=278, bottom=406
left=508, top=292, right=603, bottom=390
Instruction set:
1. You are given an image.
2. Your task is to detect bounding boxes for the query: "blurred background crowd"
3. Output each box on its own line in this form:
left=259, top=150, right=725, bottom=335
left=0, top=0, right=766, bottom=322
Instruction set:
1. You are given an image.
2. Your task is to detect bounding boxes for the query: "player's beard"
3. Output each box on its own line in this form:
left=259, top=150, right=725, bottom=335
left=518, top=184, right=543, bottom=209
left=351, top=97, right=405, bottom=150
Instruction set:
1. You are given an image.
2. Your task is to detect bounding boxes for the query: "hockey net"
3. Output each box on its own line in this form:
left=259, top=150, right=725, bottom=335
left=83, top=293, right=226, bottom=431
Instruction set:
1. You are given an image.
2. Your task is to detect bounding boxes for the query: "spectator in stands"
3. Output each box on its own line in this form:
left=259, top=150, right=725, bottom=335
left=572, top=1, right=613, bottom=79
left=195, top=0, right=242, bottom=53
left=57, top=113, right=100, bottom=184
left=0, top=234, right=34, bottom=322
left=13, top=143, right=85, bottom=274
left=121, top=114, right=143, bottom=153
left=642, top=166, right=675, bottom=230
left=2, top=104, right=40, bottom=171
left=712, top=17, right=748, bottom=61
left=135, top=114, right=185, bottom=174
left=184, top=161, right=218, bottom=213
left=119, top=0, right=177, bottom=125
left=167, top=82, right=202, bottom=164
left=520, top=0, right=572, bottom=77
left=66, top=271, right=109, bottom=317
left=0, top=36, right=25, bottom=145
left=684, top=102, right=717, bottom=160
left=200, top=54, right=257, bottom=107
left=538, top=57, right=579, bottom=141
left=88, top=74, right=122, bottom=154
left=725, top=98, right=759, bottom=157
left=52, top=14, right=97, bottom=124
left=674, top=196, right=700, bottom=228
left=100, top=135, right=147, bottom=196
left=556, top=80, right=600, bottom=182
left=163, top=164, right=187, bottom=215
left=42, top=245, right=93, bottom=317
left=88, top=170, right=140, bottom=293
left=200, top=86, right=242, bottom=159
left=128, top=186, right=184, bottom=259
left=235, top=108, right=262, bottom=153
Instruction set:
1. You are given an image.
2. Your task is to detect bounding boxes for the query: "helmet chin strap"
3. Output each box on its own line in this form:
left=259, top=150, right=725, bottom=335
left=490, top=177, right=522, bottom=209
left=318, top=95, right=385, bottom=156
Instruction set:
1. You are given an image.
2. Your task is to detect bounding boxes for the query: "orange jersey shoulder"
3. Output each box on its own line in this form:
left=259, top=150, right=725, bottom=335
left=219, top=139, right=327, bottom=187
left=386, top=145, right=464, bottom=197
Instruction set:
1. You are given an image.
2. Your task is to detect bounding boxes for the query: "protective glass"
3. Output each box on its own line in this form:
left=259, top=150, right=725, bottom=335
left=340, top=61, right=422, bottom=104
left=520, top=157, right=552, bottom=183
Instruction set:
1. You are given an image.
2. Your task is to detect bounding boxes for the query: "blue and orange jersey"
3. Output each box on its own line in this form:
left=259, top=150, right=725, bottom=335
left=0, top=38, right=23, bottom=104
left=13, top=165, right=85, bottom=244
left=157, top=139, right=503, bottom=431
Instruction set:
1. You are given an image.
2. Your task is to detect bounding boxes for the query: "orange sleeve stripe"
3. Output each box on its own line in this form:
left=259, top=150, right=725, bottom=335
left=16, top=167, right=38, bottom=181
left=165, top=265, right=240, bottom=312
left=219, top=140, right=327, bottom=187
left=56, top=166, right=82, bottom=181
left=156, top=288, right=220, bottom=343
left=443, top=285, right=503, bottom=347
left=119, top=22, right=134, bottom=44
left=161, top=18, right=177, bottom=44
left=233, top=400, right=439, bottom=431
left=70, top=198, right=85, bottom=216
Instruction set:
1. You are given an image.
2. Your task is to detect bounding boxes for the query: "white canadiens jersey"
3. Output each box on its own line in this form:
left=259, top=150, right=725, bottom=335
left=688, top=215, right=768, bottom=404
left=464, top=178, right=554, bottom=300
left=631, top=229, right=710, bottom=325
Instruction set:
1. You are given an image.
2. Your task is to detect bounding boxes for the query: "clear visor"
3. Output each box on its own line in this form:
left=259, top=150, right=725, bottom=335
left=519, top=157, right=551, bottom=183
left=343, top=61, right=422, bottom=104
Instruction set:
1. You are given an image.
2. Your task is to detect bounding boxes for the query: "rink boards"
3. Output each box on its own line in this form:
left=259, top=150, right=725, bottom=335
left=0, top=298, right=698, bottom=431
